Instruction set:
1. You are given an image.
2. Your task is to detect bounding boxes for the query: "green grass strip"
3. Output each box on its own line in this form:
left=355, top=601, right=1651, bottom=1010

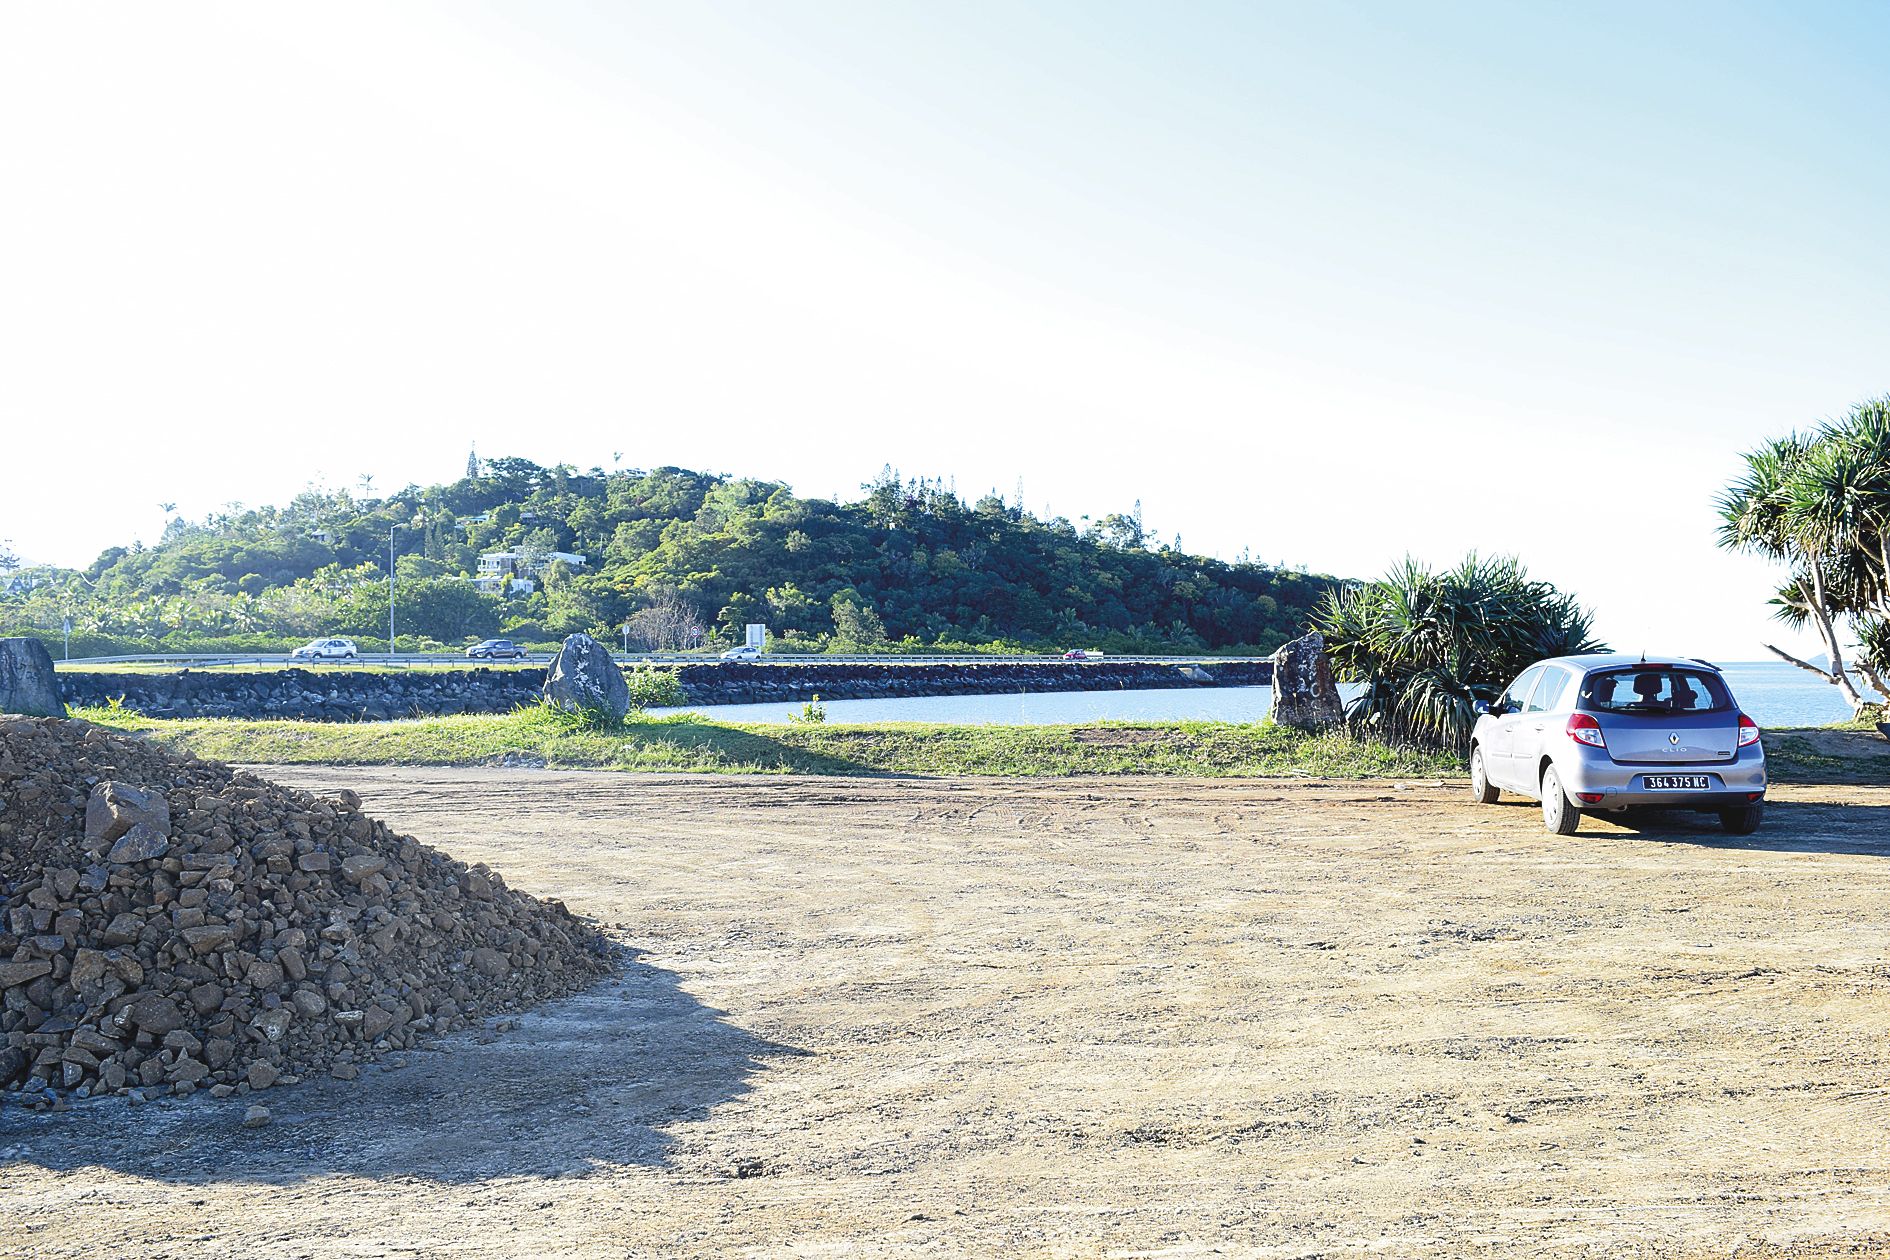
left=71, top=705, right=1463, bottom=779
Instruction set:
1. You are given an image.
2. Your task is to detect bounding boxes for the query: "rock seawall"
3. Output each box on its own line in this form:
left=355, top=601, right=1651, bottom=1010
left=57, top=668, right=540, bottom=721
left=670, top=660, right=1273, bottom=706
left=57, top=660, right=1274, bottom=721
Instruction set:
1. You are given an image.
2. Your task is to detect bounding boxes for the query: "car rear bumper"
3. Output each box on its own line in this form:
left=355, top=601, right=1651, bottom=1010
left=1558, top=744, right=1765, bottom=809
left=1586, top=790, right=1761, bottom=811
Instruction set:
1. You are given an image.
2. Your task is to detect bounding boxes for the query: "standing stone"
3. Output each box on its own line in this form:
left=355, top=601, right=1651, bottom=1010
left=1266, top=630, right=1344, bottom=730
left=0, top=637, right=64, bottom=717
left=542, top=633, right=630, bottom=722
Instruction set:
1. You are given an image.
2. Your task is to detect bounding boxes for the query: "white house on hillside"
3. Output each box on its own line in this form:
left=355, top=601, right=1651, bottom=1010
left=474, top=549, right=586, bottom=594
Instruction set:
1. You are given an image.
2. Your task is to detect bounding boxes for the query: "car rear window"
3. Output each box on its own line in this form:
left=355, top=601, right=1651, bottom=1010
left=1580, top=667, right=1731, bottom=715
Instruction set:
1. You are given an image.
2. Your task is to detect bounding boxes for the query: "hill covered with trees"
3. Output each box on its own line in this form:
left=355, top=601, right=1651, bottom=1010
left=0, top=459, right=1335, bottom=657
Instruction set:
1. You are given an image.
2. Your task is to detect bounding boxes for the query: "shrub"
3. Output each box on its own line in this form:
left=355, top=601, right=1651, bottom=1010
left=625, top=667, right=684, bottom=710
left=517, top=694, right=621, bottom=733
left=1316, top=555, right=1604, bottom=750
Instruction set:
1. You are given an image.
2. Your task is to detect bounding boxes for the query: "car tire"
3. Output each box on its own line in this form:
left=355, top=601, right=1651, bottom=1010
left=1541, top=765, right=1581, bottom=836
left=1469, top=745, right=1499, bottom=804
left=1719, top=800, right=1764, bottom=835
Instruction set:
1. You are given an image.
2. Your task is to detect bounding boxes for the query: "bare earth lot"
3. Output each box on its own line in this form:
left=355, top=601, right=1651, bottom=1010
left=5, top=770, right=1890, bottom=1258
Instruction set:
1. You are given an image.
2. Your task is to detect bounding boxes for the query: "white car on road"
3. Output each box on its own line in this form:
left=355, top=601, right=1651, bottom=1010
left=290, top=637, right=360, bottom=661
left=720, top=645, right=762, bottom=661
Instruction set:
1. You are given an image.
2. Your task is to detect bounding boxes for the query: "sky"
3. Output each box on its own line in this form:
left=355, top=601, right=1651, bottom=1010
left=3, top=1, right=1887, bottom=659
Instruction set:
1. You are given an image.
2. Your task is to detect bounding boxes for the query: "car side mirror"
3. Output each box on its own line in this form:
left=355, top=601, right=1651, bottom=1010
left=1479, top=700, right=1502, bottom=717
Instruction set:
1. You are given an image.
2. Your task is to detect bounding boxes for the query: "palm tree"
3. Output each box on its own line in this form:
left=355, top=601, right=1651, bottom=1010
left=1718, top=398, right=1890, bottom=709
left=1317, top=554, right=1604, bottom=750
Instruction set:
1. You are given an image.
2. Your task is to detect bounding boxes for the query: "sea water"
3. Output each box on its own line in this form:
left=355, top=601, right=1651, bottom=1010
left=652, top=660, right=1877, bottom=729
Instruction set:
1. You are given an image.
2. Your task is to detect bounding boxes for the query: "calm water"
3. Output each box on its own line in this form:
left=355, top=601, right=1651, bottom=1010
left=652, top=661, right=1877, bottom=729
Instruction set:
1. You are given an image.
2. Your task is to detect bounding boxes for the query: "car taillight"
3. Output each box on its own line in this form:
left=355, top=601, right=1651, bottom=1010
left=1738, top=714, right=1761, bottom=747
left=1567, top=712, right=1606, bottom=748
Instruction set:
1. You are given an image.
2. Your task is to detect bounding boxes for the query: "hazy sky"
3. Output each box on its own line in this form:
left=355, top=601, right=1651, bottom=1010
left=4, top=1, right=1887, bottom=659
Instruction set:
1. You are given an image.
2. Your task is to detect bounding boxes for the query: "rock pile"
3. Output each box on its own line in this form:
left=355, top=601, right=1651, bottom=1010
left=0, top=715, right=613, bottom=1108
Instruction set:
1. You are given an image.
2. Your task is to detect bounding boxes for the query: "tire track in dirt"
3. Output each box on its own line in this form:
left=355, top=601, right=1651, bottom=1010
left=5, top=771, right=1888, bottom=1258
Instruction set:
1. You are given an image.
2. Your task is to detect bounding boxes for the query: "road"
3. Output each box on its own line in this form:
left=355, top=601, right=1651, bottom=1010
left=52, top=651, right=1269, bottom=670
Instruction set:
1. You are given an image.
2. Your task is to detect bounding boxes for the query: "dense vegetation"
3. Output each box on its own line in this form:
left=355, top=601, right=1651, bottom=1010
left=1718, top=396, right=1890, bottom=713
left=0, top=459, right=1332, bottom=657
left=1316, top=554, right=1605, bottom=749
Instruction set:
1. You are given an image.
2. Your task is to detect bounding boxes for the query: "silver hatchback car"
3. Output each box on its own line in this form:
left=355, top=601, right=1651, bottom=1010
left=1469, top=654, right=1766, bottom=836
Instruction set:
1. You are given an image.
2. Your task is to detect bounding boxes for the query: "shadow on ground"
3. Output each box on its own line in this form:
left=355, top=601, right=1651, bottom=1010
left=634, top=719, right=883, bottom=774
left=1491, top=796, right=1890, bottom=857
left=0, top=952, right=800, bottom=1184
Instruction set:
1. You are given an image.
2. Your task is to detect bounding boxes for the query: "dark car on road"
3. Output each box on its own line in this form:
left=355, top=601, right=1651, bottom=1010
left=465, top=639, right=530, bottom=660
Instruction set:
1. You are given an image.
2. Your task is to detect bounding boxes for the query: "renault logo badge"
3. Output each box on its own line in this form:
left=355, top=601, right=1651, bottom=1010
left=1669, top=733, right=1680, bottom=744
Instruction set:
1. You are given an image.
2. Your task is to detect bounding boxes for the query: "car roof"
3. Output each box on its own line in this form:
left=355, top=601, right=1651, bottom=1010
left=1534, top=652, right=1722, bottom=674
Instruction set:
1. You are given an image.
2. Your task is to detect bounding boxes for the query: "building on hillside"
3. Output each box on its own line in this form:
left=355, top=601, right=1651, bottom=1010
left=474, top=549, right=586, bottom=594
left=0, top=571, right=47, bottom=595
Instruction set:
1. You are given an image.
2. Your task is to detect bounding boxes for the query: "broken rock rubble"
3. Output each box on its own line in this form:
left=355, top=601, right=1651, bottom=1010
left=0, top=715, right=614, bottom=1109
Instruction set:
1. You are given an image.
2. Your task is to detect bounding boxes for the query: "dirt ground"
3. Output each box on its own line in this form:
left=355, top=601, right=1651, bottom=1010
left=5, top=769, right=1890, bottom=1259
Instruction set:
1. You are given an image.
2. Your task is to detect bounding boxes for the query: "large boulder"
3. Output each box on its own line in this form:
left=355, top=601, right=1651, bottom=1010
left=542, top=632, right=630, bottom=722
left=0, top=636, right=64, bottom=717
left=1266, top=630, right=1344, bottom=730
left=85, top=780, right=172, bottom=849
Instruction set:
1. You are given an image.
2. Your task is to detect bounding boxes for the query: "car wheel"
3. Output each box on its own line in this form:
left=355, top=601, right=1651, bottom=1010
left=1541, top=765, right=1581, bottom=836
left=1719, top=800, right=1764, bottom=835
left=1469, top=745, right=1499, bottom=804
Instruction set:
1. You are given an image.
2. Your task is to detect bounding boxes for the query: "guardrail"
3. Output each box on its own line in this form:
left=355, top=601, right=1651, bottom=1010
left=54, top=651, right=1270, bottom=670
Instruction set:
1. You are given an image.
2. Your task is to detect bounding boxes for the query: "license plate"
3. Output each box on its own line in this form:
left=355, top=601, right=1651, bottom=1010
left=1643, top=775, right=1710, bottom=790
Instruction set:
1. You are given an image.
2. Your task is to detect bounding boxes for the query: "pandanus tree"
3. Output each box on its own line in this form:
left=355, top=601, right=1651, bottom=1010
left=1315, top=554, right=1604, bottom=750
left=1717, top=398, right=1890, bottom=711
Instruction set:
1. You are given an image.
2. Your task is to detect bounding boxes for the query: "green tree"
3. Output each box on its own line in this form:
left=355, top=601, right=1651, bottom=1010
left=1718, top=397, right=1890, bottom=708
left=829, top=589, right=889, bottom=651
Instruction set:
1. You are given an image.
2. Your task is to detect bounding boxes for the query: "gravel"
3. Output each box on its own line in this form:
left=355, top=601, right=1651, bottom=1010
left=0, top=714, right=614, bottom=1109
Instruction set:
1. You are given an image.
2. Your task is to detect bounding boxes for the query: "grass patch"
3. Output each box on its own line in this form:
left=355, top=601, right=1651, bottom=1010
left=70, top=707, right=1465, bottom=779
left=1760, top=727, right=1890, bottom=786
